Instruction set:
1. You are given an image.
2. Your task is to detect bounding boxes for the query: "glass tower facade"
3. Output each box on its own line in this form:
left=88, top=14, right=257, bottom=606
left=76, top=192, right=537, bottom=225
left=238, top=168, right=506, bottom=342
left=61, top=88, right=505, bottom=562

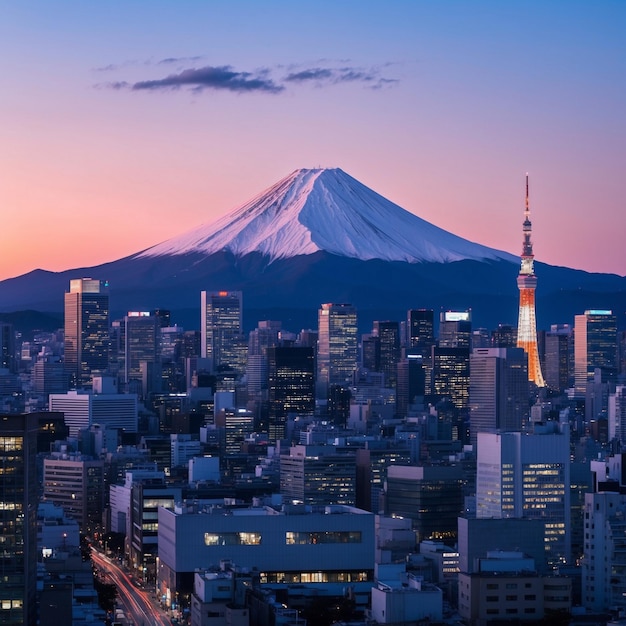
left=200, top=291, right=243, bottom=373
left=574, top=309, right=617, bottom=397
left=0, top=413, right=38, bottom=626
left=317, top=303, right=357, bottom=398
left=268, top=346, right=315, bottom=443
left=64, top=278, right=110, bottom=388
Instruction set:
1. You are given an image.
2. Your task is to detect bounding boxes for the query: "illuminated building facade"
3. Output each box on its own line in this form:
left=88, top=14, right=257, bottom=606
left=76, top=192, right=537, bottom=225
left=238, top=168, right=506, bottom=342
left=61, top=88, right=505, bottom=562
left=373, top=320, right=400, bottom=388
left=317, top=303, right=357, bottom=398
left=476, top=425, right=571, bottom=566
left=544, top=325, right=572, bottom=392
left=43, top=455, right=105, bottom=533
left=121, top=311, right=159, bottom=386
left=0, top=413, right=38, bottom=626
left=157, top=502, right=375, bottom=613
left=574, top=309, right=617, bottom=397
left=0, top=322, right=16, bottom=372
left=407, top=309, right=434, bottom=353
left=469, top=347, right=529, bottom=447
left=382, top=464, right=464, bottom=544
left=516, top=177, right=545, bottom=387
left=280, top=444, right=356, bottom=506
left=64, top=278, right=110, bottom=388
left=268, top=346, right=315, bottom=443
left=439, top=310, right=471, bottom=348
left=431, top=346, right=470, bottom=412
left=200, top=290, right=243, bottom=373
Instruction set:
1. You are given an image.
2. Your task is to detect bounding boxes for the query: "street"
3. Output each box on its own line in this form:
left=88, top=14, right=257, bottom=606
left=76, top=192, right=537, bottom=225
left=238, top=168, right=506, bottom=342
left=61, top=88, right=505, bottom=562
left=91, top=548, right=172, bottom=626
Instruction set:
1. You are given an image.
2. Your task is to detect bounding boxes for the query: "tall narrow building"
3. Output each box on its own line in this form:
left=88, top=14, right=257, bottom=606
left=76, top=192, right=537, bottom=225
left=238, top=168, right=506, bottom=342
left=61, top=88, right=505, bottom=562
left=200, top=290, right=243, bottom=372
left=516, top=176, right=545, bottom=387
left=0, top=413, right=39, bottom=626
left=316, top=303, right=357, bottom=398
left=64, top=278, right=110, bottom=388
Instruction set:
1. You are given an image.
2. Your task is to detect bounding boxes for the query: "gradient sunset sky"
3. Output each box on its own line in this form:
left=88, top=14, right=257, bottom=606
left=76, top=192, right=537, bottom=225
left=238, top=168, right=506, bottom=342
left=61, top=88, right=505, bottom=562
left=1, top=1, right=624, bottom=281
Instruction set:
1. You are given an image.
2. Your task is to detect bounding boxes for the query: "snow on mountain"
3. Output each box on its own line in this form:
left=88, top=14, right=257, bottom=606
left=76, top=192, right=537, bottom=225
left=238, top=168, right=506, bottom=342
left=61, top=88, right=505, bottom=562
left=137, top=168, right=516, bottom=264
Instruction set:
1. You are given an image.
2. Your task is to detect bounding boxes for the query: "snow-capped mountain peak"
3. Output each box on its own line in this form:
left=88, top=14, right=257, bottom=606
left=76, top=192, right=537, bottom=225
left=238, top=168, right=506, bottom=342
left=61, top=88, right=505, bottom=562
left=137, top=168, right=514, bottom=263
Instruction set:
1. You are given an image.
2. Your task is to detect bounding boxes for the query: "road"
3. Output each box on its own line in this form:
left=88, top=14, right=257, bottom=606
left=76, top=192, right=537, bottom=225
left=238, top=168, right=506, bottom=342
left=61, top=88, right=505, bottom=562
left=91, top=548, right=171, bottom=626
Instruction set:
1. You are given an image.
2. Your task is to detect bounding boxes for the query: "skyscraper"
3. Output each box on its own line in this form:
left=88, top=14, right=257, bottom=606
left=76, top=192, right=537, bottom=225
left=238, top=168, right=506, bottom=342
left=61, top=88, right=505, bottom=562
left=64, top=278, right=110, bottom=388
left=476, top=425, right=571, bottom=566
left=544, top=325, right=572, bottom=392
left=200, top=290, right=243, bottom=372
left=438, top=310, right=471, bottom=348
left=268, top=345, right=315, bottom=442
left=407, top=309, right=434, bottom=354
left=0, top=322, right=16, bottom=372
left=373, top=320, right=400, bottom=388
left=121, top=311, right=159, bottom=387
left=469, top=347, right=529, bottom=446
left=317, top=303, right=357, bottom=398
left=0, top=413, right=39, bottom=626
left=574, top=309, right=617, bottom=397
left=431, top=346, right=470, bottom=412
left=516, top=176, right=545, bottom=387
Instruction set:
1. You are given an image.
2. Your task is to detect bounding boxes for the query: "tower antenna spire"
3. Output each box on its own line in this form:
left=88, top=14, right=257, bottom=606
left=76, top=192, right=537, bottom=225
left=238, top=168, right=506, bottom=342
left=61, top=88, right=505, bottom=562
left=525, top=172, right=529, bottom=212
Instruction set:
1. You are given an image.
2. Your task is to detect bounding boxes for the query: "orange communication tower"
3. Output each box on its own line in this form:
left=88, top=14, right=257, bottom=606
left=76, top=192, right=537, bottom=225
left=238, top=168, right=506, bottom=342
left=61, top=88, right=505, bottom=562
left=516, top=174, right=545, bottom=387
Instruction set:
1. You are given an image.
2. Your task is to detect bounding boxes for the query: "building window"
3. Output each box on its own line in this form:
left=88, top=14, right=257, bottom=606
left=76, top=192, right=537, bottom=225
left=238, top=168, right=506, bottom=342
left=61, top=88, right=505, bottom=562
left=204, top=532, right=262, bottom=546
left=285, top=531, right=361, bottom=545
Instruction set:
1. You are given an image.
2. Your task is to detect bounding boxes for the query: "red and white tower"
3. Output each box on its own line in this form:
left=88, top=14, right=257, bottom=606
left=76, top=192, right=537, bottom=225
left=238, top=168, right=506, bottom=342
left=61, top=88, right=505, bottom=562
left=516, top=175, right=545, bottom=387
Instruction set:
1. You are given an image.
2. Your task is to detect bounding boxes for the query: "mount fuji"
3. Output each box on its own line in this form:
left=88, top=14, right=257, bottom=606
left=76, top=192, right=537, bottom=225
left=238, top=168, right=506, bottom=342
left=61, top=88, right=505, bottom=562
left=1, top=168, right=625, bottom=333
left=137, top=168, right=515, bottom=265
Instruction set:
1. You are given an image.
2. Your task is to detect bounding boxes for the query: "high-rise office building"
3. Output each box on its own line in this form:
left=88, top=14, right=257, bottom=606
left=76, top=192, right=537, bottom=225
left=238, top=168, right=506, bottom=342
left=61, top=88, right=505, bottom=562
left=491, top=323, right=517, bottom=348
left=609, top=385, right=626, bottom=446
left=438, top=310, right=472, bottom=349
left=476, top=425, right=571, bottom=566
left=317, top=303, right=357, bottom=398
left=373, top=320, right=400, bottom=388
left=64, top=278, right=110, bottom=388
left=200, top=291, right=243, bottom=373
left=582, top=490, right=626, bottom=612
left=516, top=176, right=545, bottom=387
left=396, top=353, right=426, bottom=417
left=0, top=413, right=39, bottom=626
left=407, top=309, right=434, bottom=353
left=280, top=444, right=356, bottom=506
left=544, top=325, right=572, bottom=392
left=0, top=322, right=16, bottom=372
left=121, top=311, right=159, bottom=387
left=43, top=455, right=105, bottom=533
left=469, top=347, right=529, bottom=446
left=431, top=346, right=470, bottom=412
left=361, top=334, right=380, bottom=372
left=246, top=321, right=281, bottom=398
left=574, top=309, right=617, bottom=397
left=382, top=465, right=464, bottom=544
left=268, top=346, right=315, bottom=442
left=49, top=385, right=138, bottom=437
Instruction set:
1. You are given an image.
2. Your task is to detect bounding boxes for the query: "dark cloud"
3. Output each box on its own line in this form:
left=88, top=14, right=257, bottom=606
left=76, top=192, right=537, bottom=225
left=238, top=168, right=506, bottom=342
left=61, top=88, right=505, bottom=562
left=130, top=65, right=283, bottom=93
left=284, top=65, right=398, bottom=89
left=98, top=60, right=398, bottom=95
left=94, top=81, right=130, bottom=90
left=284, top=68, right=334, bottom=82
left=157, top=55, right=205, bottom=65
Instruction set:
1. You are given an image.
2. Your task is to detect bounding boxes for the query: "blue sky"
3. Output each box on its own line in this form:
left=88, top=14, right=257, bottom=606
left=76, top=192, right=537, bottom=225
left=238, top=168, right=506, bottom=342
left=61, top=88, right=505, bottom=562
left=1, top=1, right=624, bottom=279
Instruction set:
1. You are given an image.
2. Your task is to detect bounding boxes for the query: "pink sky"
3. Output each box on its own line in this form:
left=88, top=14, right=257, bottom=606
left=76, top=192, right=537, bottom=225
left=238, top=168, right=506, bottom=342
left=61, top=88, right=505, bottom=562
left=1, top=2, right=624, bottom=281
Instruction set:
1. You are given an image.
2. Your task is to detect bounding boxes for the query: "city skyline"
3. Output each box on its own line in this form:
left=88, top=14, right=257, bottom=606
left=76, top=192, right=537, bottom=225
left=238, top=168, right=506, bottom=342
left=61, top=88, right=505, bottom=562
left=1, top=1, right=624, bottom=281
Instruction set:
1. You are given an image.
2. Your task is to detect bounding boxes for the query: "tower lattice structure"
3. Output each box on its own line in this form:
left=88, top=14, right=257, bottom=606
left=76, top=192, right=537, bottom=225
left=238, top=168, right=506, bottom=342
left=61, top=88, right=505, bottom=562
left=516, top=175, right=545, bottom=387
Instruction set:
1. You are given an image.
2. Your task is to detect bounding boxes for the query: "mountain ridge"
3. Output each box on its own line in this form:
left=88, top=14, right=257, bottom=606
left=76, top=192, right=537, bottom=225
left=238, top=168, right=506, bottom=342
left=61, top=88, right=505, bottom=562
left=136, top=168, right=516, bottom=264
left=1, top=168, right=625, bottom=332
